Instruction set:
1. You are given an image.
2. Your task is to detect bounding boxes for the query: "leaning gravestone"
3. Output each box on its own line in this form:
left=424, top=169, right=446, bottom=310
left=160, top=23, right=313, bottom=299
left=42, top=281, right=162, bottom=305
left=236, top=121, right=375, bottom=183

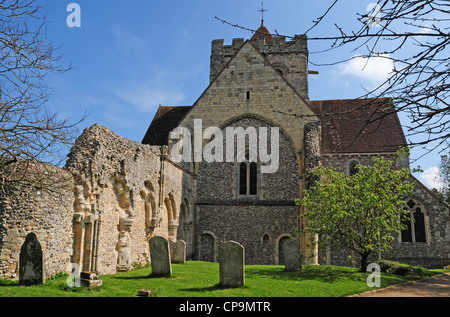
left=219, top=241, right=244, bottom=288
left=19, top=232, right=44, bottom=286
left=284, top=238, right=301, bottom=272
left=149, top=236, right=172, bottom=277
left=169, top=239, right=186, bottom=264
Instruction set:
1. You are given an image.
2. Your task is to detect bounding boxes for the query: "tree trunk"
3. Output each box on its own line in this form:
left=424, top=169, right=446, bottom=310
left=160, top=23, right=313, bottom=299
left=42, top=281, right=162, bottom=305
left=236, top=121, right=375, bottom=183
left=359, top=251, right=370, bottom=272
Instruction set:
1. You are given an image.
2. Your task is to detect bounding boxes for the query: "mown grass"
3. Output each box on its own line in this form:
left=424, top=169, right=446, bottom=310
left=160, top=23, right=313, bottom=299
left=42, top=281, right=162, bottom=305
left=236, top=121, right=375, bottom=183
left=0, top=261, right=446, bottom=297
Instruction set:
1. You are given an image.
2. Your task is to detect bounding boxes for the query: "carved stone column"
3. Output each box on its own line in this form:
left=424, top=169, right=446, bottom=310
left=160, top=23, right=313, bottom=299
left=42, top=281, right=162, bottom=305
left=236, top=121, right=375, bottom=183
left=168, top=220, right=179, bottom=241
left=116, top=217, right=134, bottom=272
left=72, top=213, right=85, bottom=267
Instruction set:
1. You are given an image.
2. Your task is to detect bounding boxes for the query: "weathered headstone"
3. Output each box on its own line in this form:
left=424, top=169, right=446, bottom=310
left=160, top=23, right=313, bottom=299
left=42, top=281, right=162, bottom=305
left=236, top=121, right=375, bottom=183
left=284, top=238, right=301, bottom=272
left=80, top=271, right=103, bottom=288
left=149, top=236, right=172, bottom=277
left=170, top=239, right=186, bottom=264
left=219, top=241, right=244, bottom=288
left=19, top=232, right=44, bottom=286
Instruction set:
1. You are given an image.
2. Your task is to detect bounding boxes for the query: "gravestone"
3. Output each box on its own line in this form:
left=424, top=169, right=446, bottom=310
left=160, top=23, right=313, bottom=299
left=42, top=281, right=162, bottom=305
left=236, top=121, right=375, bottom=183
left=80, top=271, right=103, bottom=288
left=19, top=232, right=44, bottom=286
left=149, top=236, right=172, bottom=277
left=219, top=241, right=244, bottom=288
left=284, top=238, right=301, bottom=272
left=170, top=239, right=186, bottom=264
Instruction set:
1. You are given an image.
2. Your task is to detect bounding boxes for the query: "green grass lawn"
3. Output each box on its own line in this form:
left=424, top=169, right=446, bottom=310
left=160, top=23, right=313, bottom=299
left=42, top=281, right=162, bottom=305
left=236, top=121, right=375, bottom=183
left=0, top=261, right=446, bottom=297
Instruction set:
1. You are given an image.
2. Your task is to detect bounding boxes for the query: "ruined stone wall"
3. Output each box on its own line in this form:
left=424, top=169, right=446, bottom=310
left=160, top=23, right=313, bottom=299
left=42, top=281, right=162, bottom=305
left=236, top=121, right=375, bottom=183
left=0, top=123, right=196, bottom=280
left=65, top=124, right=195, bottom=275
left=0, top=164, right=73, bottom=280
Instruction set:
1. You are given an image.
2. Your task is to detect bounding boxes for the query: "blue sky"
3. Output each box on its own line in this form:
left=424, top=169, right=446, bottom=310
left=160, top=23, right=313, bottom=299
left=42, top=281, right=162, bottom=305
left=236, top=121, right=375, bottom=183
left=40, top=0, right=444, bottom=189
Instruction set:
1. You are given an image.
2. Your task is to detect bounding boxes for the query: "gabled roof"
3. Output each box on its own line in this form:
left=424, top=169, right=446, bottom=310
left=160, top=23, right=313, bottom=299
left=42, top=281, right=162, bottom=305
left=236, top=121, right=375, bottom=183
left=165, top=39, right=312, bottom=130
left=142, top=98, right=408, bottom=156
left=141, top=106, right=191, bottom=145
left=308, top=98, right=407, bottom=154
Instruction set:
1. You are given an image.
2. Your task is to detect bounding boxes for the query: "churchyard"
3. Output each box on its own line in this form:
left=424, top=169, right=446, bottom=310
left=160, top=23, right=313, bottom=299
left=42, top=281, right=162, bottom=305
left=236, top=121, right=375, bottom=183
left=0, top=236, right=446, bottom=297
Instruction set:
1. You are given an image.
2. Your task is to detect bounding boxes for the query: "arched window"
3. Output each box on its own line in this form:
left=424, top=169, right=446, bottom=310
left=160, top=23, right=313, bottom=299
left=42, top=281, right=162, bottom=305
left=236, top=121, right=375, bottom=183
left=400, top=207, right=412, bottom=242
left=272, top=63, right=288, bottom=78
left=413, top=207, right=426, bottom=243
left=400, top=199, right=427, bottom=243
left=239, top=162, right=247, bottom=195
left=262, top=233, right=270, bottom=245
left=238, top=152, right=258, bottom=196
left=275, top=68, right=284, bottom=77
left=349, top=160, right=360, bottom=176
left=249, top=162, right=258, bottom=195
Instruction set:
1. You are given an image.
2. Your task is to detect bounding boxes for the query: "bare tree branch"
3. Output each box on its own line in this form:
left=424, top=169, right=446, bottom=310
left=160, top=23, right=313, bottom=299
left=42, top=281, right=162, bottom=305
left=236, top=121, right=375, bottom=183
left=0, top=0, right=87, bottom=193
left=215, top=0, right=450, bottom=157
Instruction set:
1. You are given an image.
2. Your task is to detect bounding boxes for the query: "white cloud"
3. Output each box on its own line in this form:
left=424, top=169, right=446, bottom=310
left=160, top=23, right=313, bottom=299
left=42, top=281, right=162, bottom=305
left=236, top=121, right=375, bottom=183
left=420, top=167, right=443, bottom=190
left=112, top=27, right=146, bottom=55
left=338, top=54, right=395, bottom=85
left=115, top=84, right=186, bottom=112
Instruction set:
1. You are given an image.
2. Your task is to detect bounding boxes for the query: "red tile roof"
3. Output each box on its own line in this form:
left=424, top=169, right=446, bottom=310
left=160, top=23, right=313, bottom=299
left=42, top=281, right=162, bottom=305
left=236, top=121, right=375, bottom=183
left=141, top=106, right=191, bottom=146
left=250, top=21, right=274, bottom=43
left=142, top=99, right=407, bottom=155
left=309, top=98, right=407, bottom=154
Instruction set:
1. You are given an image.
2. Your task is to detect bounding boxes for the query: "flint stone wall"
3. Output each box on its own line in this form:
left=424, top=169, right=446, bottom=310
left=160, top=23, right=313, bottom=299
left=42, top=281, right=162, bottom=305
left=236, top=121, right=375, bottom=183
left=19, top=232, right=44, bottom=285
left=0, top=164, right=73, bottom=280
left=194, top=117, right=300, bottom=265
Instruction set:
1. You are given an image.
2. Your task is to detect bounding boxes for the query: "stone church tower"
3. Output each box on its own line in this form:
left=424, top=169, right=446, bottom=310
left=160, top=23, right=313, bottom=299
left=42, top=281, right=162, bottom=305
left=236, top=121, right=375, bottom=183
left=144, top=21, right=322, bottom=265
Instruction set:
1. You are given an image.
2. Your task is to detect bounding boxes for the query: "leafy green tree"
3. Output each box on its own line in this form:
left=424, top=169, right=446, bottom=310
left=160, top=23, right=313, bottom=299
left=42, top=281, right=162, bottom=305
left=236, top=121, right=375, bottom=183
left=297, top=153, right=415, bottom=272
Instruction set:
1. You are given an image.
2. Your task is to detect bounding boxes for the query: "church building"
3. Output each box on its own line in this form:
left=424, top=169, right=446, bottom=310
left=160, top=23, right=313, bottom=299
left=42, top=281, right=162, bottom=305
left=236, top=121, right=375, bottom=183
left=140, top=21, right=450, bottom=268
left=0, top=20, right=449, bottom=281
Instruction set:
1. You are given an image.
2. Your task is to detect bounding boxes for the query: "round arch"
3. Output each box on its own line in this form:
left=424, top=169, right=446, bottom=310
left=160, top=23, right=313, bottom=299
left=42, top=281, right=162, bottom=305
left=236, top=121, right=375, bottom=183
left=218, top=113, right=297, bottom=153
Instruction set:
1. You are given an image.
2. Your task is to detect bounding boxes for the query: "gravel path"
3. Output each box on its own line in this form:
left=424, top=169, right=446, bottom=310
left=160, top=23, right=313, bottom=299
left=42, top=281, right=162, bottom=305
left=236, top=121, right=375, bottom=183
left=351, top=272, right=450, bottom=297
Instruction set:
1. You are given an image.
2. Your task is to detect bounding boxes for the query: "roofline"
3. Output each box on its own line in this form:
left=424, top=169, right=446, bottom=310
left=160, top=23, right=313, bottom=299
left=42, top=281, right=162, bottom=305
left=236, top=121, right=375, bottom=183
left=141, top=105, right=192, bottom=144
left=410, top=175, right=450, bottom=210
left=311, top=97, right=408, bottom=153
left=175, top=39, right=249, bottom=125
left=177, top=39, right=316, bottom=126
